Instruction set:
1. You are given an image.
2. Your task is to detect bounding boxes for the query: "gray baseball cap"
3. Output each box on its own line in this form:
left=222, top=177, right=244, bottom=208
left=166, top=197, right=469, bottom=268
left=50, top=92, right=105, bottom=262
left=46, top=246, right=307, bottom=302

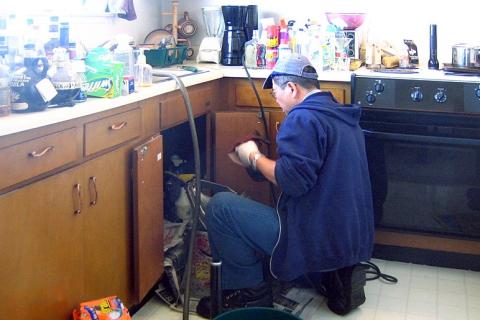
left=262, top=53, right=318, bottom=89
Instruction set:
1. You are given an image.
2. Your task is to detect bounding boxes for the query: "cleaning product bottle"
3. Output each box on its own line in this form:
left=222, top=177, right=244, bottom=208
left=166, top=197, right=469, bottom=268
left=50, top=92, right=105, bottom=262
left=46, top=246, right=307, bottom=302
left=244, top=29, right=260, bottom=68
left=114, top=34, right=134, bottom=78
left=133, top=48, right=152, bottom=87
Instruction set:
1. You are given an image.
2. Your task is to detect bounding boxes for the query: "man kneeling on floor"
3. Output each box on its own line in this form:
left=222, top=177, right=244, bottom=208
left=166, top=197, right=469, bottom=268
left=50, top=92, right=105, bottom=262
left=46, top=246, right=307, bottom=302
left=196, top=54, right=375, bottom=318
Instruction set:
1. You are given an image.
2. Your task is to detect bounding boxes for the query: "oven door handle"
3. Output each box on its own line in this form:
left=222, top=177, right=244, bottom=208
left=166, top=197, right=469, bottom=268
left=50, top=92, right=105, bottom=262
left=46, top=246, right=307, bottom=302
left=363, top=130, right=480, bottom=147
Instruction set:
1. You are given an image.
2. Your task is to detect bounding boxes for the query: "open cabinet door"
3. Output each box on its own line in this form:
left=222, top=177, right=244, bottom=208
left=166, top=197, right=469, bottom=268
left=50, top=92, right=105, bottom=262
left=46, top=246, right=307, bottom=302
left=132, top=135, right=164, bottom=301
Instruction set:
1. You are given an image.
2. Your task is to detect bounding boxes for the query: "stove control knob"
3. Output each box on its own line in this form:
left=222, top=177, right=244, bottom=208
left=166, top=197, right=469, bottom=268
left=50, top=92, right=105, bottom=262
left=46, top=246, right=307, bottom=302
left=374, top=82, right=385, bottom=93
left=434, top=90, right=447, bottom=103
left=365, top=93, right=376, bottom=104
left=411, top=89, right=423, bottom=102
left=475, top=87, right=480, bottom=99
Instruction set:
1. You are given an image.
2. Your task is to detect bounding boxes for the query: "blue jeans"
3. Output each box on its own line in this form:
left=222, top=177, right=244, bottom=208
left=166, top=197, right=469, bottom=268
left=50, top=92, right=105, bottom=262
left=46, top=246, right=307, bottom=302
left=205, top=192, right=279, bottom=290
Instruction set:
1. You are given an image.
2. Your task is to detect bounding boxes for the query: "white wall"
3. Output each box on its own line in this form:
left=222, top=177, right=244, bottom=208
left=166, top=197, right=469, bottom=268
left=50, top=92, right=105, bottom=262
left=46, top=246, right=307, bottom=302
left=164, top=0, right=479, bottom=67
left=71, top=0, right=163, bottom=48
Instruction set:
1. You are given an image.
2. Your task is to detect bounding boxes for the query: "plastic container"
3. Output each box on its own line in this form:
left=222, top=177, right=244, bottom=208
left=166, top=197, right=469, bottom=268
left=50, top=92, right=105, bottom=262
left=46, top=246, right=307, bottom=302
left=214, top=308, right=301, bottom=320
left=133, top=48, right=152, bottom=87
left=144, top=45, right=187, bottom=67
left=0, top=56, right=10, bottom=116
left=114, top=34, right=134, bottom=77
left=48, top=47, right=81, bottom=107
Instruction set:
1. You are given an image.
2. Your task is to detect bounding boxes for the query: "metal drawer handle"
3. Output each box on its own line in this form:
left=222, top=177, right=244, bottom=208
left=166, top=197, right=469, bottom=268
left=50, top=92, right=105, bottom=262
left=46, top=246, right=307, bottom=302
left=109, top=121, right=128, bottom=130
left=29, top=146, right=55, bottom=158
left=73, top=183, right=82, bottom=215
left=89, top=176, right=98, bottom=206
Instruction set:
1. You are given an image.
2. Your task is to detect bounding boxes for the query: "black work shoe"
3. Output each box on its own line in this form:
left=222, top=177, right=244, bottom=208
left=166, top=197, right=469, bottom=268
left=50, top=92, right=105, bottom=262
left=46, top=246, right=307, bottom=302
left=196, top=282, right=273, bottom=319
left=322, top=264, right=367, bottom=315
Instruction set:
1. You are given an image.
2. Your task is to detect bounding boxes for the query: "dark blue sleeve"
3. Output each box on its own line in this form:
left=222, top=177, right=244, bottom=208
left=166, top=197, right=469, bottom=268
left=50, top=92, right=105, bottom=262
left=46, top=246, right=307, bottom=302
left=274, top=111, right=327, bottom=197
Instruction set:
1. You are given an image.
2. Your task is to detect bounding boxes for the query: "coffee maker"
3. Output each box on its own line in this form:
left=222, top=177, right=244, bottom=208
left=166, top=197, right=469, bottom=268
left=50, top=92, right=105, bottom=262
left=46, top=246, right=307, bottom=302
left=220, top=5, right=257, bottom=66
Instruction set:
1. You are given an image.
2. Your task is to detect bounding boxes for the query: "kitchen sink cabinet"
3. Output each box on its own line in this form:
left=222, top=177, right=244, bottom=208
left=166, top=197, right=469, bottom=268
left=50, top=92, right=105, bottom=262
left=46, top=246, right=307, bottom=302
left=0, top=97, right=166, bottom=318
left=0, top=145, right=132, bottom=320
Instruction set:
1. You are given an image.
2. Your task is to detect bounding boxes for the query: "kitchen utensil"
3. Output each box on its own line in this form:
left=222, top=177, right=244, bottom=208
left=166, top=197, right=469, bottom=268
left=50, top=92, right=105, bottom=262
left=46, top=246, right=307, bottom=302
left=144, top=29, right=173, bottom=47
left=443, top=63, right=480, bottom=75
left=221, top=5, right=248, bottom=66
left=451, top=43, right=480, bottom=67
left=325, top=13, right=366, bottom=30
left=177, top=11, right=197, bottom=38
left=197, top=6, right=224, bottom=64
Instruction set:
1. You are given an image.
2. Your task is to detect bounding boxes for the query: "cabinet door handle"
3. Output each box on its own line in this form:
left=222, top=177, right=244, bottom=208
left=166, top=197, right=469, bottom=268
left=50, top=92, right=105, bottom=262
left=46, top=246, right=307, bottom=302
left=29, top=146, right=55, bottom=158
left=89, top=176, right=98, bottom=206
left=109, top=121, right=128, bottom=130
left=73, top=183, right=82, bottom=215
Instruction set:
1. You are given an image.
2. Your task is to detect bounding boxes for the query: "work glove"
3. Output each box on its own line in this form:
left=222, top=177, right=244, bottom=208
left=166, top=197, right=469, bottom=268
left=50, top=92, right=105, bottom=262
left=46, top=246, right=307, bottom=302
left=234, top=140, right=259, bottom=168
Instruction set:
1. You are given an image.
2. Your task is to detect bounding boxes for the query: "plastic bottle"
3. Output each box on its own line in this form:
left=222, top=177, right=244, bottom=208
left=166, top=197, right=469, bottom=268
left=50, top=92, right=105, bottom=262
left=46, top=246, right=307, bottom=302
left=133, top=48, right=152, bottom=87
left=44, top=16, right=60, bottom=62
left=59, top=22, right=70, bottom=49
left=6, top=14, right=24, bottom=72
left=72, top=58, right=87, bottom=103
left=0, top=55, right=10, bottom=116
left=48, top=47, right=80, bottom=107
left=0, top=16, right=7, bottom=57
left=114, top=34, right=134, bottom=78
left=278, top=20, right=292, bottom=60
left=10, top=44, right=54, bottom=112
left=244, top=29, right=260, bottom=68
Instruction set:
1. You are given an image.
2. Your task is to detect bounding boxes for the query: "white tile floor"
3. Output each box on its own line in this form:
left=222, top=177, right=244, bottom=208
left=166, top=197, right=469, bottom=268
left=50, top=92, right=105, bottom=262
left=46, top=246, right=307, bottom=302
left=132, top=259, right=480, bottom=320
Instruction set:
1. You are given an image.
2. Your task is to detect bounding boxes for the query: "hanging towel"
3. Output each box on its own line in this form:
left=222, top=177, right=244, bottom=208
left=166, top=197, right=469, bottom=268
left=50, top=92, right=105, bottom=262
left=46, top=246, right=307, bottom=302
left=118, top=0, right=137, bottom=21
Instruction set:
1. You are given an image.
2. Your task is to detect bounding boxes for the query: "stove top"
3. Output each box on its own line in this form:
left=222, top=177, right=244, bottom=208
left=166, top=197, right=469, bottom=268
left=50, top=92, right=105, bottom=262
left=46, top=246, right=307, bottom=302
left=352, top=71, right=480, bottom=114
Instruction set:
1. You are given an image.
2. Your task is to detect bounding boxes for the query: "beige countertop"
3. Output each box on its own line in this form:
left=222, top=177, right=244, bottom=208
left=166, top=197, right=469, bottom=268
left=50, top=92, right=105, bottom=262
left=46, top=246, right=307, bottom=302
left=4, top=63, right=477, bottom=138
left=0, top=64, right=353, bottom=138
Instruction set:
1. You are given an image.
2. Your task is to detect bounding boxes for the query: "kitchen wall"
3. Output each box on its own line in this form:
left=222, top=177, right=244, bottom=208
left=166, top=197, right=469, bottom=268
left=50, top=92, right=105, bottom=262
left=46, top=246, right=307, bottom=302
left=158, top=0, right=479, bottom=67
left=11, top=0, right=163, bottom=49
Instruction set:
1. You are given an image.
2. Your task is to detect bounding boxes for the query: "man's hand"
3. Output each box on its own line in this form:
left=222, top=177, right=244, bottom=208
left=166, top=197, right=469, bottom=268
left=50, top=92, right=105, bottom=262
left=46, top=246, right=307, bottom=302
left=235, top=140, right=259, bottom=168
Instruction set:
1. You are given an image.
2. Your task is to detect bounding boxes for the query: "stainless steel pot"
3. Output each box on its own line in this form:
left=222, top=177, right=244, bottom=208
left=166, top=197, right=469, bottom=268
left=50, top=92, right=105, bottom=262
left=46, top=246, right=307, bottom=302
left=471, top=46, right=480, bottom=67
left=452, top=43, right=480, bottom=67
left=452, top=43, right=471, bottom=67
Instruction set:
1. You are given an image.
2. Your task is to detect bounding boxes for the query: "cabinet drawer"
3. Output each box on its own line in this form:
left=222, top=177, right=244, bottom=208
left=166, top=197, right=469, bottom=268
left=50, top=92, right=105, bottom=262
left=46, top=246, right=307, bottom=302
left=85, top=108, right=141, bottom=156
left=161, top=85, right=212, bottom=129
left=0, top=127, right=80, bottom=190
left=235, top=81, right=278, bottom=108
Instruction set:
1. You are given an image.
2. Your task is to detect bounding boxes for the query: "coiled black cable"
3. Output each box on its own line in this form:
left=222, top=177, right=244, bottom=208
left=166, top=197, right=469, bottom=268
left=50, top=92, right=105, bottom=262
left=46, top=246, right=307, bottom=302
left=361, top=261, right=398, bottom=283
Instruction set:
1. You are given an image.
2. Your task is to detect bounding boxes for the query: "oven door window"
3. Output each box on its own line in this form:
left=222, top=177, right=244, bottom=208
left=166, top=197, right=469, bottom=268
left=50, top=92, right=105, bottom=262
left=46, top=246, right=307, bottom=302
left=365, top=128, right=480, bottom=239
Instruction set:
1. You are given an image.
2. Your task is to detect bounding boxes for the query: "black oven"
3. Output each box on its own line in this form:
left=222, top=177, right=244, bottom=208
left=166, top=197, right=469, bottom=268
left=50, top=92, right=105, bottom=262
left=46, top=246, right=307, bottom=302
left=352, top=74, right=480, bottom=269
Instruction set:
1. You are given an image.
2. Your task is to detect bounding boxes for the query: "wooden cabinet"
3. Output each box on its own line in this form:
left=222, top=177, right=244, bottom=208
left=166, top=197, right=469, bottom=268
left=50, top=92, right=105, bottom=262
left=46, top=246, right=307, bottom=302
left=0, top=165, right=84, bottom=320
left=81, top=147, right=132, bottom=303
left=0, top=146, right=133, bottom=320
left=132, top=135, right=164, bottom=301
left=160, top=82, right=214, bottom=129
left=214, top=111, right=271, bottom=205
left=85, top=108, right=142, bottom=156
left=223, top=78, right=351, bottom=110
left=0, top=127, right=81, bottom=190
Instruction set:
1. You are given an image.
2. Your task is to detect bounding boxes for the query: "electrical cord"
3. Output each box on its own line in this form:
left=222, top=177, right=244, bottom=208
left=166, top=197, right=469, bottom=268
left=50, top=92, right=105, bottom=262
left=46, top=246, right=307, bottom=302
left=361, top=261, right=398, bottom=283
left=152, top=71, right=201, bottom=320
left=242, top=56, right=278, bottom=203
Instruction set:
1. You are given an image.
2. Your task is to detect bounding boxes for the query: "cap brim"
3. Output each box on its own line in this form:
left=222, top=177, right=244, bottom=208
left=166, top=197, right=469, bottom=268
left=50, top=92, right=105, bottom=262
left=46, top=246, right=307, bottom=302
left=262, top=74, right=273, bottom=89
